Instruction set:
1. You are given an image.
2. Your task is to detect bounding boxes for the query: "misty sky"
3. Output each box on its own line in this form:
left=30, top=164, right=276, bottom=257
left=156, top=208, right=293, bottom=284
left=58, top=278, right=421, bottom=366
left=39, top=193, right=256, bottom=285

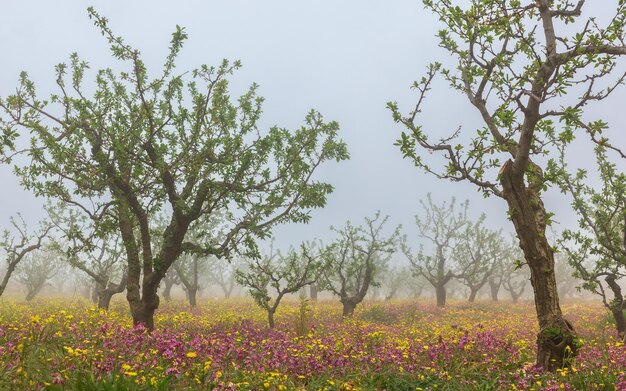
left=1, top=1, right=625, bottom=255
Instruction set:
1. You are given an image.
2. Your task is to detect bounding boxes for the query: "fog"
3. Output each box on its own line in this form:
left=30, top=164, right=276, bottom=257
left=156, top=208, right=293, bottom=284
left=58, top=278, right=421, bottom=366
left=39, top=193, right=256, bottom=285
left=1, top=1, right=625, bottom=297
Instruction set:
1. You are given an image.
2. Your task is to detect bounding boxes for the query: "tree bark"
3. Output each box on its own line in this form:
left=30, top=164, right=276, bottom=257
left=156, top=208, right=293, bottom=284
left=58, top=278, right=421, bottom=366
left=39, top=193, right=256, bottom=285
left=489, top=279, right=500, bottom=302
left=163, top=279, right=175, bottom=301
left=267, top=310, right=275, bottom=328
left=342, top=299, right=357, bottom=317
left=187, top=287, right=197, bottom=307
left=500, top=161, right=577, bottom=370
left=605, top=275, right=626, bottom=340
left=435, top=283, right=446, bottom=307
left=468, top=287, right=478, bottom=303
left=309, top=283, right=318, bottom=301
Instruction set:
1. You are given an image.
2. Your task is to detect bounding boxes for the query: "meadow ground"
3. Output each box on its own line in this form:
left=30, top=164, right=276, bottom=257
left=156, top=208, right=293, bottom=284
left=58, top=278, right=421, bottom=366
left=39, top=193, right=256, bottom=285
left=0, top=298, right=624, bottom=390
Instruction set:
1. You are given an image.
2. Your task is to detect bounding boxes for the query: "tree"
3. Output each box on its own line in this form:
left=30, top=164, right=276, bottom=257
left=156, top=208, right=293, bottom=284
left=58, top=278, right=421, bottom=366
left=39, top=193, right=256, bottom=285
left=453, top=215, right=503, bottom=303
left=0, top=8, right=348, bottom=330
left=49, top=206, right=127, bottom=310
left=321, top=213, right=399, bottom=317
left=556, top=145, right=626, bottom=338
left=381, top=265, right=411, bottom=301
left=161, top=267, right=181, bottom=302
left=16, top=252, right=59, bottom=301
left=206, top=257, right=239, bottom=299
left=0, top=215, right=52, bottom=297
left=236, top=243, right=328, bottom=328
left=502, top=263, right=529, bottom=304
left=389, top=0, right=626, bottom=369
left=402, top=196, right=468, bottom=307
left=487, top=259, right=505, bottom=302
left=174, top=253, right=209, bottom=307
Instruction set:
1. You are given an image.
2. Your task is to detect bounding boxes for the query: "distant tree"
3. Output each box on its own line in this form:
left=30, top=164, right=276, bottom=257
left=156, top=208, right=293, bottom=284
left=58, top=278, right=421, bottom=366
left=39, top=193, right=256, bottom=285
left=236, top=243, right=328, bottom=328
left=487, top=259, right=505, bottom=302
left=49, top=206, right=127, bottom=310
left=453, top=216, right=503, bottom=303
left=161, top=267, right=181, bottom=302
left=390, top=0, right=626, bottom=369
left=16, top=252, right=59, bottom=301
left=174, top=254, right=209, bottom=307
left=0, top=8, right=348, bottom=329
left=0, top=215, right=52, bottom=297
left=502, top=262, right=529, bottom=304
left=555, top=145, right=626, bottom=338
left=381, top=265, right=410, bottom=301
left=402, top=196, right=468, bottom=307
left=321, top=213, right=399, bottom=317
left=207, top=258, right=239, bottom=299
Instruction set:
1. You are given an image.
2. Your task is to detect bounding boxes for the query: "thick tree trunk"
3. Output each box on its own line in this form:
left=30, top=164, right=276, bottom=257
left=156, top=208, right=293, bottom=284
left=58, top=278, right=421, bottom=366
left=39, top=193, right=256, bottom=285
left=187, top=287, right=197, bottom=307
left=91, top=281, right=101, bottom=304
left=98, top=290, right=115, bottom=310
left=97, top=275, right=127, bottom=310
left=489, top=279, right=500, bottom=302
left=310, top=283, right=318, bottom=301
left=435, top=283, right=446, bottom=307
left=163, top=280, right=174, bottom=301
left=500, top=162, right=577, bottom=371
left=468, top=287, right=478, bottom=303
left=341, top=299, right=357, bottom=317
left=267, top=310, right=275, bottom=328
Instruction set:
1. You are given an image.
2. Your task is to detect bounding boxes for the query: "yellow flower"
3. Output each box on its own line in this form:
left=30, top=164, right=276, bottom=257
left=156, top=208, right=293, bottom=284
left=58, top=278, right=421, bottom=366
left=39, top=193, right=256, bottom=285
left=186, top=352, right=197, bottom=358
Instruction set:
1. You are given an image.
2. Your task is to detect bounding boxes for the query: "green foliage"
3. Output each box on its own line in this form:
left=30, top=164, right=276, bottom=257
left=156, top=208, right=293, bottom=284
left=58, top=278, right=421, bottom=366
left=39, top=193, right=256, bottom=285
left=0, top=7, right=348, bottom=320
left=320, top=212, right=399, bottom=307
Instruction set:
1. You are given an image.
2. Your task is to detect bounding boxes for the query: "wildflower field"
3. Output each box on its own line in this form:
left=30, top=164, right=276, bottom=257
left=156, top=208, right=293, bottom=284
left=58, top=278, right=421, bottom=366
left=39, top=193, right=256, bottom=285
left=1, top=298, right=625, bottom=390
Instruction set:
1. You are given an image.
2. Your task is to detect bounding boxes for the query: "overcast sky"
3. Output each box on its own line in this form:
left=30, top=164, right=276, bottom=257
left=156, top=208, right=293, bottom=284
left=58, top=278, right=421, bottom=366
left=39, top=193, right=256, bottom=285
left=1, top=1, right=625, bottom=254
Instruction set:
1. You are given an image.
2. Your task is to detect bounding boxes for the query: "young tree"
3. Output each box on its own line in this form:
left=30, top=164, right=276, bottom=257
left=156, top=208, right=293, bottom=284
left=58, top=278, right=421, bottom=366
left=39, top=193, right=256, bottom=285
left=0, top=8, right=348, bottom=329
left=236, top=243, right=327, bottom=328
left=453, top=216, right=503, bottom=303
left=402, top=196, right=468, bottom=307
left=556, top=145, right=626, bottom=338
left=321, top=213, right=399, bottom=317
left=389, top=0, right=626, bottom=369
left=16, top=252, right=59, bottom=301
left=0, top=215, right=52, bottom=297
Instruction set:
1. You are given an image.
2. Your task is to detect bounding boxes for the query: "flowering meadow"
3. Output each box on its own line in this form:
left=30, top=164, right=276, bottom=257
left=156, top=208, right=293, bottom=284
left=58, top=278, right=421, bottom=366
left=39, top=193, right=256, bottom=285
left=1, top=298, right=626, bottom=390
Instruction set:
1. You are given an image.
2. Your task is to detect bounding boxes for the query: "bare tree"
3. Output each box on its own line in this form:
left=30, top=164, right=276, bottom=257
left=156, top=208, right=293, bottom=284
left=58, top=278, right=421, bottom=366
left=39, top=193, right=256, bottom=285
left=321, top=213, right=399, bottom=317
left=403, top=195, right=468, bottom=307
left=0, top=215, right=52, bottom=297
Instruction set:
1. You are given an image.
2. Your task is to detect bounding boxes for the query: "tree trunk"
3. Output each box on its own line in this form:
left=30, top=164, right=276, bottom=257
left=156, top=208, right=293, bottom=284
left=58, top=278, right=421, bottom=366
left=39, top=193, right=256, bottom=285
left=267, top=310, right=275, bottom=328
left=468, top=287, right=478, bottom=303
left=163, top=280, right=174, bottom=301
left=435, top=283, right=446, bottom=307
left=500, top=162, right=577, bottom=371
left=489, top=279, right=500, bottom=302
left=605, top=275, right=626, bottom=340
left=91, top=281, right=101, bottom=304
left=98, top=290, right=115, bottom=310
left=310, top=283, right=318, bottom=301
left=187, top=287, right=197, bottom=307
left=342, top=299, right=357, bottom=317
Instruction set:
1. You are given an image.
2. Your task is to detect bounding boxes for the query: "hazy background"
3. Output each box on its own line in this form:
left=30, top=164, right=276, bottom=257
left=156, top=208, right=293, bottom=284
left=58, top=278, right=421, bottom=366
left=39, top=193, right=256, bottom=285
left=1, top=0, right=624, bottom=251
